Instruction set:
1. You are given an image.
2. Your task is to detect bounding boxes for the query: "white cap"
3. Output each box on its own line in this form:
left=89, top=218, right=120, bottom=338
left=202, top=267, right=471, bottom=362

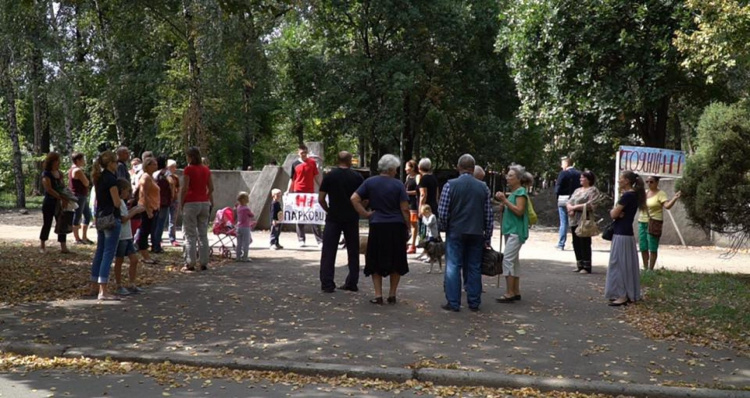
left=167, top=159, right=177, bottom=167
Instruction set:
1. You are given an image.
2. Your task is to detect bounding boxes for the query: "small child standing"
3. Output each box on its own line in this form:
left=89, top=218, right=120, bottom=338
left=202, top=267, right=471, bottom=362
left=114, top=179, right=146, bottom=295
left=235, top=191, right=255, bottom=262
left=421, top=204, right=441, bottom=242
left=269, top=189, right=284, bottom=250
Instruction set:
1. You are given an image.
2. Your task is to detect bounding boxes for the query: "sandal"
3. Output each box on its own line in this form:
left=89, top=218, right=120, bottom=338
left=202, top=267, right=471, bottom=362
left=142, top=259, right=158, bottom=265
left=495, top=295, right=516, bottom=303
left=97, top=294, right=121, bottom=301
left=181, top=266, right=196, bottom=273
left=369, top=297, right=384, bottom=305
left=387, top=296, right=397, bottom=304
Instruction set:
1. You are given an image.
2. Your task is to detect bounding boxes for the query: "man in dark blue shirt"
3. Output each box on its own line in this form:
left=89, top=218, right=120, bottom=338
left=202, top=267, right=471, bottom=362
left=554, top=156, right=581, bottom=250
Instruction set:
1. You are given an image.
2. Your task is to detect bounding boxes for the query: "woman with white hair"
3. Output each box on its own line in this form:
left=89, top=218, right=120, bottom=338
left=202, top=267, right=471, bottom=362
left=494, top=164, right=533, bottom=303
left=351, top=154, right=410, bottom=305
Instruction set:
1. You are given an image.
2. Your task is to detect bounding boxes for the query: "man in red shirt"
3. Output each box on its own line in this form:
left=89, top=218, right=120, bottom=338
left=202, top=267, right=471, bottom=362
left=287, top=145, right=323, bottom=247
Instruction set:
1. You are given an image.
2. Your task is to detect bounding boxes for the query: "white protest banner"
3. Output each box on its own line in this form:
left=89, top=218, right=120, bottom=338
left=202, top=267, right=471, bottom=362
left=618, top=146, right=686, bottom=179
left=282, top=193, right=327, bottom=225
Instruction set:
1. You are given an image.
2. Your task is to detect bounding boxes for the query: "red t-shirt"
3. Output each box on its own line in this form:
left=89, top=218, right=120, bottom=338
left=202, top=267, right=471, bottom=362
left=183, top=164, right=211, bottom=203
left=291, top=158, right=319, bottom=193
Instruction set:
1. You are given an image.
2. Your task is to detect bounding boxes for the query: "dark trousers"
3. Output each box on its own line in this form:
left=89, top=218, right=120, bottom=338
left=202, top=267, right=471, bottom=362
left=270, top=223, right=281, bottom=245
left=40, top=196, right=66, bottom=243
left=319, top=220, right=360, bottom=290
left=571, top=225, right=592, bottom=262
left=137, top=210, right=159, bottom=250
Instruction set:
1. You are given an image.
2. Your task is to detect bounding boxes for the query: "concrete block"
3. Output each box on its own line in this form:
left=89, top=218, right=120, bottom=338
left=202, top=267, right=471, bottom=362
left=249, top=165, right=288, bottom=230
left=284, top=362, right=413, bottom=382
left=415, top=368, right=749, bottom=398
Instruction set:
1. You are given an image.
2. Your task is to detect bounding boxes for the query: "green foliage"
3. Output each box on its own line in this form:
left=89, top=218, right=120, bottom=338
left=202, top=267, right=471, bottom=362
left=678, top=102, right=750, bottom=234
left=675, top=0, right=750, bottom=87
left=499, top=0, right=702, bottom=149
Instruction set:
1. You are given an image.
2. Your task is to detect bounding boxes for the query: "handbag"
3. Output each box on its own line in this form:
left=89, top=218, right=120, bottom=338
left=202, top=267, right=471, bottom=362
left=95, top=213, right=116, bottom=230
left=601, top=222, right=615, bottom=241
left=526, top=196, right=538, bottom=225
left=557, top=195, right=570, bottom=207
left=646, top=207, right=663, bottom=237
left=576, top=203, right=600, bottom=238
left=481, top=247, right=504, bottom=276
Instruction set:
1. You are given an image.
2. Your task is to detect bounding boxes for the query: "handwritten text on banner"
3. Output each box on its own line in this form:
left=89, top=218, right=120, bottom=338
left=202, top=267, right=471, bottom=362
left=282, top=193, right=326, bottom=225
left=619, top=146, right=686, bottom=178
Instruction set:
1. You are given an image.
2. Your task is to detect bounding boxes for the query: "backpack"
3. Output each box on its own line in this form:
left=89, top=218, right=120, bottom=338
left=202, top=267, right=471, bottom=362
left=526, top=195, right=538, bottom=225
left=156, top=170, right=172, bottom=206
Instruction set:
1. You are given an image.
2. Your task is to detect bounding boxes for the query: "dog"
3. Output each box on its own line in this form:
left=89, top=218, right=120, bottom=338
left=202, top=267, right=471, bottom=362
left=416, top=239, right=445, bottom=273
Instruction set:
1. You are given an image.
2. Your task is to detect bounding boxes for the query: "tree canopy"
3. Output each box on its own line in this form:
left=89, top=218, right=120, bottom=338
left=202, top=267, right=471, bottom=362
left=0, top=0, right=748, bottom=227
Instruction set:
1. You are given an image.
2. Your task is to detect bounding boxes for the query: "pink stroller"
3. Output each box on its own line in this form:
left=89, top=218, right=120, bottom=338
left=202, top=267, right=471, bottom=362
left=210, top=207, right=237, bottom=258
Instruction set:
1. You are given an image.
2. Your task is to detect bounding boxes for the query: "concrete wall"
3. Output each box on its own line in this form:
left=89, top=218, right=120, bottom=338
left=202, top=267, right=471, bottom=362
left=210, top=170, right=261, bottom=212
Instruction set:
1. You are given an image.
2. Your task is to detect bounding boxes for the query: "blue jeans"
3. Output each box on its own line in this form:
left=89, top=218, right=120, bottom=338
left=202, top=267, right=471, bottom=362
left=557, top=206, right=569, bottom=248
left=91, top=219, right=122, bottom=284
left=73, top=194, right=92, bottom=226
left=444, top=233, right=484, bottom=310
left=152, top=205, right=170, bottom=251
left=168, top=201, right=178, bottom=242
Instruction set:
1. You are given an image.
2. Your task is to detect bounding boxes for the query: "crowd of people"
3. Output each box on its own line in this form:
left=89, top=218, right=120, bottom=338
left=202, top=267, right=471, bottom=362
left=38, top=145, right=212, bottom=301
left=553, top=156, right=682, bottom=307
left=36, top=144, right=681, bottom=308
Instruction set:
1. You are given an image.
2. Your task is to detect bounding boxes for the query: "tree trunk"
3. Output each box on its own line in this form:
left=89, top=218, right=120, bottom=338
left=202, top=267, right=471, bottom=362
left=48, top=2, right=75, bottom=153
left=183, top=0, right=206, bottom=154
left=240, top=13, right=259, bottom=170
left=29, top=42, right=49, bottom=195
left=637, top=97, right=670, bottom=148
left=93, top=0, right=125, bottom=144
left=293, top=111, right=304, bottom=146
left=1, top=56, right=26, bottom=208
left=403, top=91, right=413, bottom=162
left=30, top=46, right=49, bottom=156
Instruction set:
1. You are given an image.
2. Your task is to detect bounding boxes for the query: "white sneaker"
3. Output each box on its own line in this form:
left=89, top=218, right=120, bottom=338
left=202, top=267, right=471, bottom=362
left=270, top=245, right=278, bottom=251
left=317, top=242, right=323, bottom=249
left=299, top=241, right=306, bottom=248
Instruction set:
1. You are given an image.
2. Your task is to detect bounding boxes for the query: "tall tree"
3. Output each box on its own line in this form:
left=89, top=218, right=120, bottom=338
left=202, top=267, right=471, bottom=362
left=500, top=0, right=700, bottom=149
left=0, top=2, right=27, bottom=208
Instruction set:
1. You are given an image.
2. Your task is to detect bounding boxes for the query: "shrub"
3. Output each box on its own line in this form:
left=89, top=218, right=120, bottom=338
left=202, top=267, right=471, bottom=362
left=678, top=102, right=750, bottom=238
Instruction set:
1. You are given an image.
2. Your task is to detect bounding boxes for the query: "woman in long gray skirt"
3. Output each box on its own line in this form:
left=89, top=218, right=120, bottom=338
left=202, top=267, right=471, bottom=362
left=605, top=171, right=646, bottom=306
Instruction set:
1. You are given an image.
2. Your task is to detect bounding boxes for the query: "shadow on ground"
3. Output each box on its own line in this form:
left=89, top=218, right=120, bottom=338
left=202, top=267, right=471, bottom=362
left=1, top=247, right=748, bottom=390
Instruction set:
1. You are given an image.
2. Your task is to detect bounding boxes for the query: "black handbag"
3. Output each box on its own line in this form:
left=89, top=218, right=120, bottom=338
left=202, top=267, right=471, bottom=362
left=601, top=222, right=615, bottom=241
left=95, top=213, right=116, bottom=230
left=481, top=247, right=504, bottom=276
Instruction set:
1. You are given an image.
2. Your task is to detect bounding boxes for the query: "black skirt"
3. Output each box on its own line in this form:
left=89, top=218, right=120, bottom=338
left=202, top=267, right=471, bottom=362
left=364, top=223, right=409, bottom=277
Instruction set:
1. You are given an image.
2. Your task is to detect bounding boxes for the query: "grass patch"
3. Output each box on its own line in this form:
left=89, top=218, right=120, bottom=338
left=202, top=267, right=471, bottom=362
left=630, top=269, right=750, bottom=356
left=0, top=241, right=230, bottom=304
left=0, top=192, right=43, bottom=210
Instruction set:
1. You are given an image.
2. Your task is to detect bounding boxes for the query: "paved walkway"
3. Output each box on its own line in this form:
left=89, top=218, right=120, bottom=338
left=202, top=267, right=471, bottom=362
left=0, top=221, right=749, bottom=392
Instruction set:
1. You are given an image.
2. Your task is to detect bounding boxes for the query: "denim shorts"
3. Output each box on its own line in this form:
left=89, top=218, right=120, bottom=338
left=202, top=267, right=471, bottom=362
left=116, top=239, right=137, bottom=258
